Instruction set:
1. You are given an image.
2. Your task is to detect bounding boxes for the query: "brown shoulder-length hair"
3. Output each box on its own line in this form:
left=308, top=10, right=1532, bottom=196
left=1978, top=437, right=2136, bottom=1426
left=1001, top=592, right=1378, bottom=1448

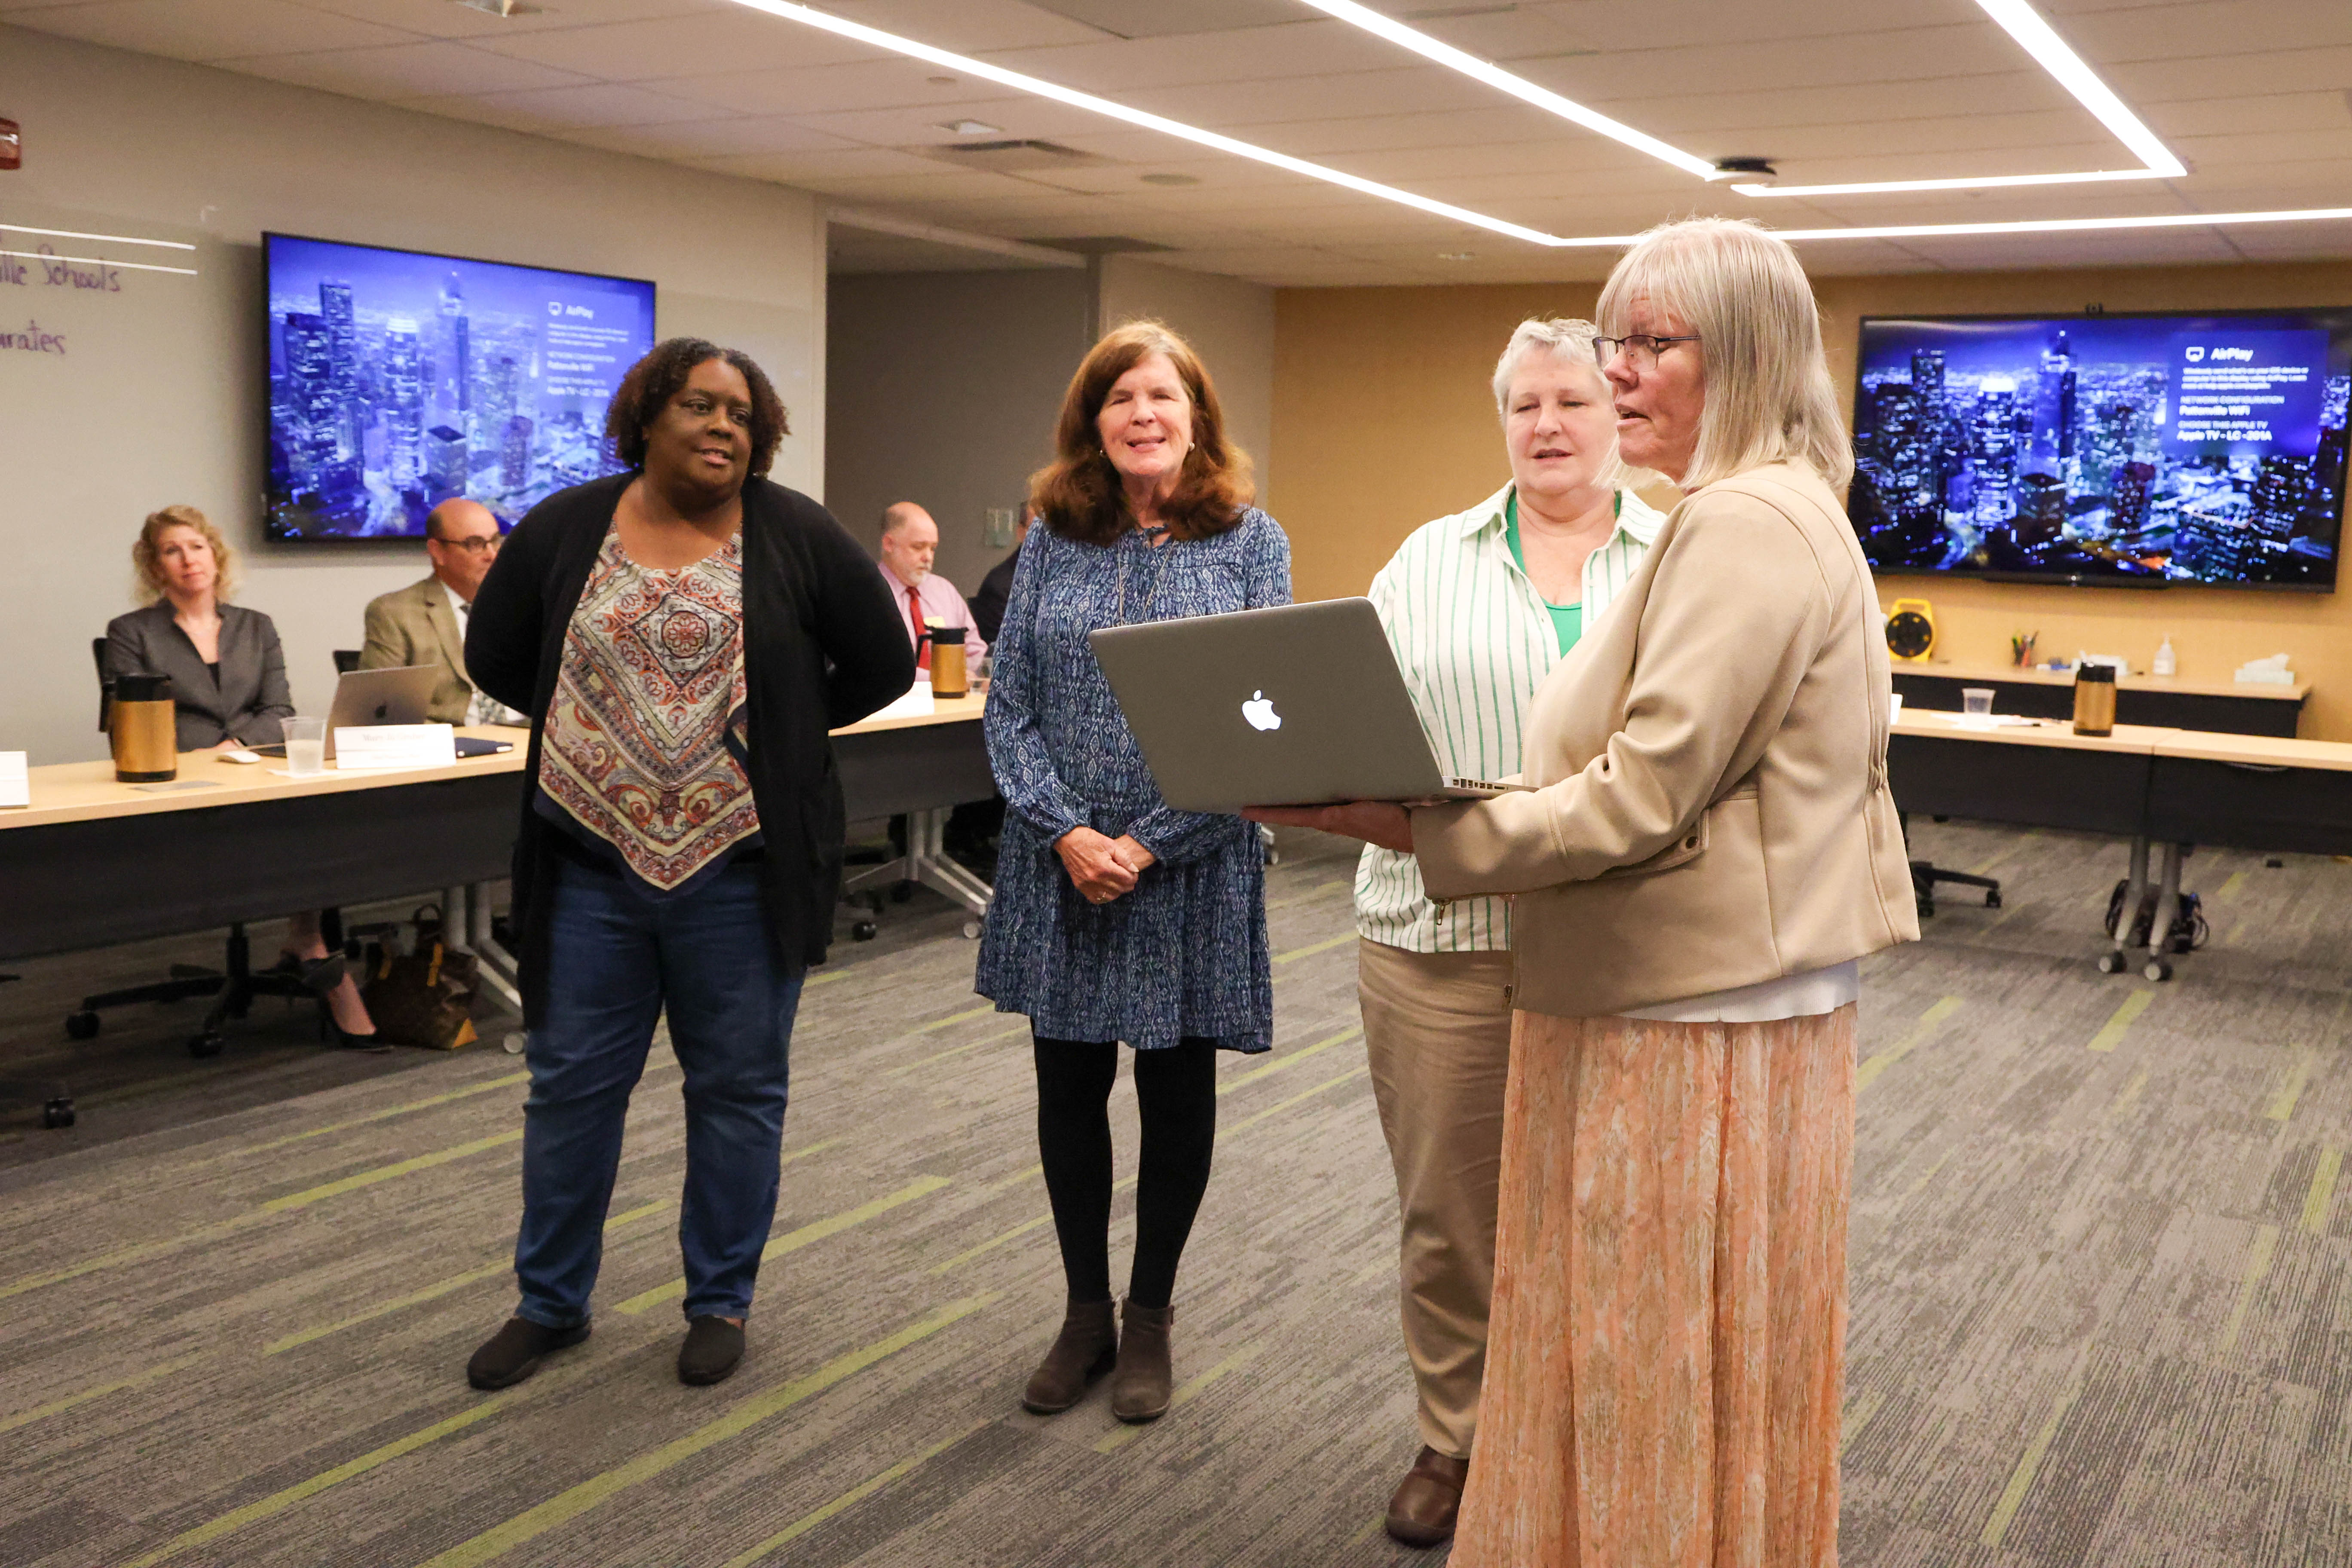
left=1028, top=320, right=1254, bottom=545
left=605, top=337, right=790, bottom=478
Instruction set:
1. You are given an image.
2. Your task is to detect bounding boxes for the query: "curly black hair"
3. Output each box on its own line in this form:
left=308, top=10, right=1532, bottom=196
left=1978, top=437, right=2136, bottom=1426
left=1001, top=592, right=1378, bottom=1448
left=605, top=337, right=790, bottom=477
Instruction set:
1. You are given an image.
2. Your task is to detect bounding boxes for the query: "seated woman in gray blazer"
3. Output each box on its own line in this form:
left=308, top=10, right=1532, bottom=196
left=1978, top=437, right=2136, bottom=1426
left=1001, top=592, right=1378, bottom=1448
left=104, top=506, right=380, bottom=1047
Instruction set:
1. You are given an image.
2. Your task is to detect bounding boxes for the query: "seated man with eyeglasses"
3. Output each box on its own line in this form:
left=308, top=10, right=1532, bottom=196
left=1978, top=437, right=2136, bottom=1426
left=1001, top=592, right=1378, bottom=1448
left=358, top=497, right=526, bottom=726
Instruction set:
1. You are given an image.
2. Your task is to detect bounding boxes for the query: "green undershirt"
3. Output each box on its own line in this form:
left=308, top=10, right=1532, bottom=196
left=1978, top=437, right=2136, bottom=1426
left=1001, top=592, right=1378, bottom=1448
left=1505, top=491, right=1618, bottom=655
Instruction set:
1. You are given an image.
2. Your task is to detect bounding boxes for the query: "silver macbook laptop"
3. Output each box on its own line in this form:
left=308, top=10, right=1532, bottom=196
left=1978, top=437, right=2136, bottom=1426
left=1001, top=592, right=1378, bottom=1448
left=1089, top=598, right=1531, bottom=813
left=252, top=665, right=441, bottom=759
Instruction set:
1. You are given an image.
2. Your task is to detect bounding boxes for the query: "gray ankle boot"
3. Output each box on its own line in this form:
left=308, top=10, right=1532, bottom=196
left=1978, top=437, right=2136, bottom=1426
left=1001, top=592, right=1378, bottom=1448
left=1110, top=1300, right=1174, bottom=1424
left=1021, top=1297, right=1117, bottom=1414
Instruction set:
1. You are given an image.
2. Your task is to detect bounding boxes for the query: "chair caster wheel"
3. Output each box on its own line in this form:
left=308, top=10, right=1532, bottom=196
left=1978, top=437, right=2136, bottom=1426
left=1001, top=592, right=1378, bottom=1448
left=2097, top=952, right=2124, bottom=974
left=65, top=1011, right=99, bottom=1040
left=1985, top=890, right=2002, bottom=908
left=891, top=881, right=916, bottom=904
left=42, top=1098, right=76, bottom=1129
left=187, top=1031, right=225, bottom=1059
left=502, top=1032, right=527, bottom=1055
left=852, top=920, right=878, bottom=941
left=962, top=919, right=983, bottom=940
left=2144, top=959, right=2172, bottom=983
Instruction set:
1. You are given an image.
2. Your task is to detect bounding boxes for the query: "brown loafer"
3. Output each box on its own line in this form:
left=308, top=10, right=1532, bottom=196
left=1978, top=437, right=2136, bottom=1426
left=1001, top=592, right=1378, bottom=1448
left=1021, top=1297, right=1117, bottom=1414
left=1385, top=1446, right=1470, bottom=1547
left=1109, top=1299, right=1174, bottom=1424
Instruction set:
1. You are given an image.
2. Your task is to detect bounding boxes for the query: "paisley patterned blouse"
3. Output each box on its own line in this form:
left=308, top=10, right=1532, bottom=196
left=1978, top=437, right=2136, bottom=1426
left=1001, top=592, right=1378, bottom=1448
left=975, top=509, right=1292, bottom=1051
left=537, top=528, right=758, bottom=891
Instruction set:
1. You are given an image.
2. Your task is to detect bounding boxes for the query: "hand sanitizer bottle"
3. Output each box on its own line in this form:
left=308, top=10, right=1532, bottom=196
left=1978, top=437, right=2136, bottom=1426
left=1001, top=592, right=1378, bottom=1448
left=2153, top=636, right=2176, bottom=677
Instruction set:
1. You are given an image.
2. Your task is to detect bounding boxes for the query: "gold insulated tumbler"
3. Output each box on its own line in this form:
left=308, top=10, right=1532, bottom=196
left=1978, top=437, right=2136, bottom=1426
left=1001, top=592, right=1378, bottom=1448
left=2071, top=662, right=2117, bottom=737
left=108, top=673, right=179, bottom=782
left=929, top=626, right=969, bottom=698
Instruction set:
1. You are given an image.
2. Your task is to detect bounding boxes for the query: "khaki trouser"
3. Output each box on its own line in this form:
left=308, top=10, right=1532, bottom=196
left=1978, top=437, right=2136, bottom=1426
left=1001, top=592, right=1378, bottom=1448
left=1358, top=937, right=1514, bottom=1461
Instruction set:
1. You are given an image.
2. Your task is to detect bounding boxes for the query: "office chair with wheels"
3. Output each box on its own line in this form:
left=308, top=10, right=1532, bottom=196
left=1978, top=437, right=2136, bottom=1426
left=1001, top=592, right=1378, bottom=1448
left=0, top=974, right=75, bottom=1128
left=1902, top=813, right=2001, bottom=917
left=64, top=643, right=335, bottom=1058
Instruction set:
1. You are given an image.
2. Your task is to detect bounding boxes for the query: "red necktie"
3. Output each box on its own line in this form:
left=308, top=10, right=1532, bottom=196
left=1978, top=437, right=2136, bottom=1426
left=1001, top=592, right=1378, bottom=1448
left=907, top=585, right=930, bottom=671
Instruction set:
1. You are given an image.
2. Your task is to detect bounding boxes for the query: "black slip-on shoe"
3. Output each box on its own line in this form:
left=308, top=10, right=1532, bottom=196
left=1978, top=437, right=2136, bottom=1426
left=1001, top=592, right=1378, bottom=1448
left=466, top=1316, right=589, bottom=1390
left=678, top=1316, right=746, bottom=1386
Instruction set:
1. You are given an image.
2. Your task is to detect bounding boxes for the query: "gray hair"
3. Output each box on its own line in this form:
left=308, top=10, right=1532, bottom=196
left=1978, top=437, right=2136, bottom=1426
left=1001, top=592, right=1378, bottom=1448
left=1490, top=317, right=1609, bottom=418
left=1490, top=316, right=1646, bottom=493
left=1595, top=217, right=1852, bottom=491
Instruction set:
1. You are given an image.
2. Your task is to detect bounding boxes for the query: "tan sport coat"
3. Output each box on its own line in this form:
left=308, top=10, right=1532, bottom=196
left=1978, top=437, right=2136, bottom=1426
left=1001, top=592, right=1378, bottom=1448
left=1412, top=461, right=1919, bottom=1018
left=358, top=574, right=476, bottom=725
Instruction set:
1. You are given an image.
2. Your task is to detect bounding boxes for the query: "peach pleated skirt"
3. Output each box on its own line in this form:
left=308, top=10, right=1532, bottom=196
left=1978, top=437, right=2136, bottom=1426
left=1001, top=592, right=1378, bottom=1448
left=1449, top=1003, right=1857, bottom=1568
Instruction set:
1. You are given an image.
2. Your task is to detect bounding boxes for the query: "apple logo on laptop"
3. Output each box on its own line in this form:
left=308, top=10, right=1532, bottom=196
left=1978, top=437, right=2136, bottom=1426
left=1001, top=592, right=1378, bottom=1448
left=1241, top=690, right=1282, bottom=732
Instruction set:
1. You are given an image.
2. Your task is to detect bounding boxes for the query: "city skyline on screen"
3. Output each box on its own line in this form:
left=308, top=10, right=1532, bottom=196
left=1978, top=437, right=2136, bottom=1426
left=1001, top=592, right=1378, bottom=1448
left=1850, top=311, right=2352, bottom=591
left=265, top=234, right=655, bottom=541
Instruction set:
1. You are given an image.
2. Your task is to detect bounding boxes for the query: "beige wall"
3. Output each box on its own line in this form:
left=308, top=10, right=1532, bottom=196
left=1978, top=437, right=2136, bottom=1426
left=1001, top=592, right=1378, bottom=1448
left=1098, top=254, right=1277, bottom=508
left=0, top=26, right=826, bottom=765
left=1271, top=263, right=2352, bottom=740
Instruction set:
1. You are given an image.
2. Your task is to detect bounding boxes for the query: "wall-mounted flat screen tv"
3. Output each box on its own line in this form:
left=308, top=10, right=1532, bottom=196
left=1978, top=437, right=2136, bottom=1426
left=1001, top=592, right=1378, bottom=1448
left=265, top=233, right=655, bottom=540
left=1850, top=310, right=2351, bottom=591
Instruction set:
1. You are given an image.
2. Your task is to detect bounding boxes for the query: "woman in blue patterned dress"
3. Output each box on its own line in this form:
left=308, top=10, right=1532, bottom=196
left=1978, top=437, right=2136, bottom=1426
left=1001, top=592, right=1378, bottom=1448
left=978, top=321, right=1291, bottom=1426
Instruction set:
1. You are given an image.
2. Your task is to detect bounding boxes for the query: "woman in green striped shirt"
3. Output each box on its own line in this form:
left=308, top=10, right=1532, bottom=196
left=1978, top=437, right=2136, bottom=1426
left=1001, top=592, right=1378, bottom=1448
left=1356, top=317, right=1663, bottom=1548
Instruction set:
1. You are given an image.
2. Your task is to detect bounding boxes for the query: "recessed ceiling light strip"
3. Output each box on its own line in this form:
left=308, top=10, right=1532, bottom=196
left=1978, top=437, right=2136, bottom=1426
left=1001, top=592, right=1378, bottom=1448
left=723, top=0, right=1570, bottom=247
left=1735, top=168, right=2170, bottom=198
left=1740, top=0, right=2186, bottom=195
left=1289, top=0, right=1716, bottom=179
left=1540, top=207, right=2352, bottom=248
left=0, top=221, right=198, bottom=251
left=1973, top=0, right=2184, bottom=178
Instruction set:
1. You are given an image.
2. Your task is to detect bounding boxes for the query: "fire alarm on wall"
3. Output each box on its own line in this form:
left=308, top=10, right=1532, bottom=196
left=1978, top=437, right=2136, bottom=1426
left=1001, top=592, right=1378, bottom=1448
left=0, top=118, right=20, bottom=171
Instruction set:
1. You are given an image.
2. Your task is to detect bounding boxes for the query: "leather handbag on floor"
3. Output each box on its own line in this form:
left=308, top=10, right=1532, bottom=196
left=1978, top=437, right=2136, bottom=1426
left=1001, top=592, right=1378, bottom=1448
left=360, top=904, right=480, bottom=1050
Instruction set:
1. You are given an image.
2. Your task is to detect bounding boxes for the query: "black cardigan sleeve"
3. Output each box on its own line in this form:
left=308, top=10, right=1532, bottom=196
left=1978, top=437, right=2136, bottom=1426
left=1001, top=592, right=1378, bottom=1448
left=465, top=506, right=550, bottom=718
left=800, top=496, right=917, bottom=729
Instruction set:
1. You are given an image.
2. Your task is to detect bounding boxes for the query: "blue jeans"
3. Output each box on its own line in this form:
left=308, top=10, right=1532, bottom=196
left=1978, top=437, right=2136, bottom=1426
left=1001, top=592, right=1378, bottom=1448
left=514, top=857, right=804, bottom=1327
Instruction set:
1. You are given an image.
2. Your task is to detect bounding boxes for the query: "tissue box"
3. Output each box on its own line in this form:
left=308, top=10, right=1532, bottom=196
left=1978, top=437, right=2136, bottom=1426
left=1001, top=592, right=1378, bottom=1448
left=2236, top=655, right=2296, bottom=686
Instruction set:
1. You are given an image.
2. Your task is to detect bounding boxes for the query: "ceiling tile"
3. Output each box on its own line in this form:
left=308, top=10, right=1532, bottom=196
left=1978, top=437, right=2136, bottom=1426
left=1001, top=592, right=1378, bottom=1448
left=282, top=0, right=717, bottom=38
left=2063, top=0, right=2352, bottom=61
left=979, top=18, right=1404, bottom=94
left=813, top=0, right=1106, bottom=51
left=468, top=8, right=874, bottom=79
left=2114, top=43, right=2352, bottom=101
left=8, top=0, right=419, bottom=58
left=392, top=80, right=732, bottom=135
left=652, top=54, right=999, bottom=115
left=219, top=37, right=594, bottom=97
left=559, top=113, right=859, bottom=159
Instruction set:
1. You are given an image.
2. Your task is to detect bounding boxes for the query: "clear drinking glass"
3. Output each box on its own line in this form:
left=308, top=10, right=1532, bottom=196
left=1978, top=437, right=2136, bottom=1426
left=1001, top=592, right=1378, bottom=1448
left=1961, top=688, right=1995, bottom=717
left=282, top=716, right=328, bottom=777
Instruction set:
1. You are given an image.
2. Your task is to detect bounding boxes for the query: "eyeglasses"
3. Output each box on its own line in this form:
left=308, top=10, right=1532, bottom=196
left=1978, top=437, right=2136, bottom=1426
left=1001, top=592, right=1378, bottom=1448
left=1592, top=334, right=1700, bottom=371
left=435, top=534, right=502, bottom=555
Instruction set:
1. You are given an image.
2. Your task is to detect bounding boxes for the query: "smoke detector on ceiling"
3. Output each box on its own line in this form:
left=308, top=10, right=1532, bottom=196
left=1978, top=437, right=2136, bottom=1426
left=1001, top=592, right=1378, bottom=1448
left=1710, top=157, right=1778, bottom=185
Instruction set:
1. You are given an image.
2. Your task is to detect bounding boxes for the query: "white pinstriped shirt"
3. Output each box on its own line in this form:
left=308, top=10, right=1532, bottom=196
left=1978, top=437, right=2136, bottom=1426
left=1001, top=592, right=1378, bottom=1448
left=1355, top=482, right=1665, bottom=953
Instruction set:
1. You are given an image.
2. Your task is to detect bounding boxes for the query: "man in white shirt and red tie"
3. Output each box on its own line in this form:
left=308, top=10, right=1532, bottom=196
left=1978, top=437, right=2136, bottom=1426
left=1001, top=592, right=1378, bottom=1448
left=875, top=502, right=987, bottom=674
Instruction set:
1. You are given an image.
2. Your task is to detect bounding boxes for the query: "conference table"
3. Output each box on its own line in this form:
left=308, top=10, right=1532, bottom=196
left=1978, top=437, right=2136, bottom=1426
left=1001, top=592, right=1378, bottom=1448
left=0, top=697, right=995, bottom=1127
left=1889, top=708, right=2352, bottom=982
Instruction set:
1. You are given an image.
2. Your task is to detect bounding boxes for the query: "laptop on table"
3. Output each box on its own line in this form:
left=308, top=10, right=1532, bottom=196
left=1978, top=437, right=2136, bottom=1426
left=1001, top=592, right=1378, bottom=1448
left=251, top=665, right=509, bottom=759
left=1088, top=598, right=1530, bottom=814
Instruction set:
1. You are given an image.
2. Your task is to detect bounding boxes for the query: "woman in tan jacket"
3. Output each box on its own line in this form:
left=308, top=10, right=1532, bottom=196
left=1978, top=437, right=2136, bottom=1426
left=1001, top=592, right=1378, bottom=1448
left=1250, top=217, right=1917, bottom=1566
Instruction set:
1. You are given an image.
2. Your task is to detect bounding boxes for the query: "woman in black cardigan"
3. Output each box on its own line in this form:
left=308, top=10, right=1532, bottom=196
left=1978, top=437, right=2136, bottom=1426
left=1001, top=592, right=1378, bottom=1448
left=461, top=339, right=912, bottom=1392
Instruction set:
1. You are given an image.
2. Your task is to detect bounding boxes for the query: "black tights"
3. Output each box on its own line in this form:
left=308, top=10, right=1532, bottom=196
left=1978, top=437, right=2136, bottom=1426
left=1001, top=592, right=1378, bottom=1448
left=1032, top=1036, right=1217, bottom=1310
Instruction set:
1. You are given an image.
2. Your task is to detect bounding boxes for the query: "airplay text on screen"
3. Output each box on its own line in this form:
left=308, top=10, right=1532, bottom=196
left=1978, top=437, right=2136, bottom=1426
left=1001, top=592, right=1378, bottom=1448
left=2166, top=329, right=2328, bottom=456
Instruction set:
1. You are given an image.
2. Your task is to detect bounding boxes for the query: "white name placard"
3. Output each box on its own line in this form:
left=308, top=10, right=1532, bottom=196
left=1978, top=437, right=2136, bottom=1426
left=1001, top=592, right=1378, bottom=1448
left=334, top=723, right=458, bottom=771
left=0, top=750, right=26, bottom=809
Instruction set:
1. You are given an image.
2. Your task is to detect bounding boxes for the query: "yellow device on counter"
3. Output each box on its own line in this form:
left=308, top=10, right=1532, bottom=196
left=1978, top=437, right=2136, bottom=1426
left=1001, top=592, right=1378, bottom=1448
left=1884, top=598, right=1936, bottom=662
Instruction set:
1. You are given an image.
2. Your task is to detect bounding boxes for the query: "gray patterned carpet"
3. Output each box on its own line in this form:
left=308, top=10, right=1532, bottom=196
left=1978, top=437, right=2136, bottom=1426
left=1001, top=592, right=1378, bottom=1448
left=1, top=818, right=2347, bottom=1566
